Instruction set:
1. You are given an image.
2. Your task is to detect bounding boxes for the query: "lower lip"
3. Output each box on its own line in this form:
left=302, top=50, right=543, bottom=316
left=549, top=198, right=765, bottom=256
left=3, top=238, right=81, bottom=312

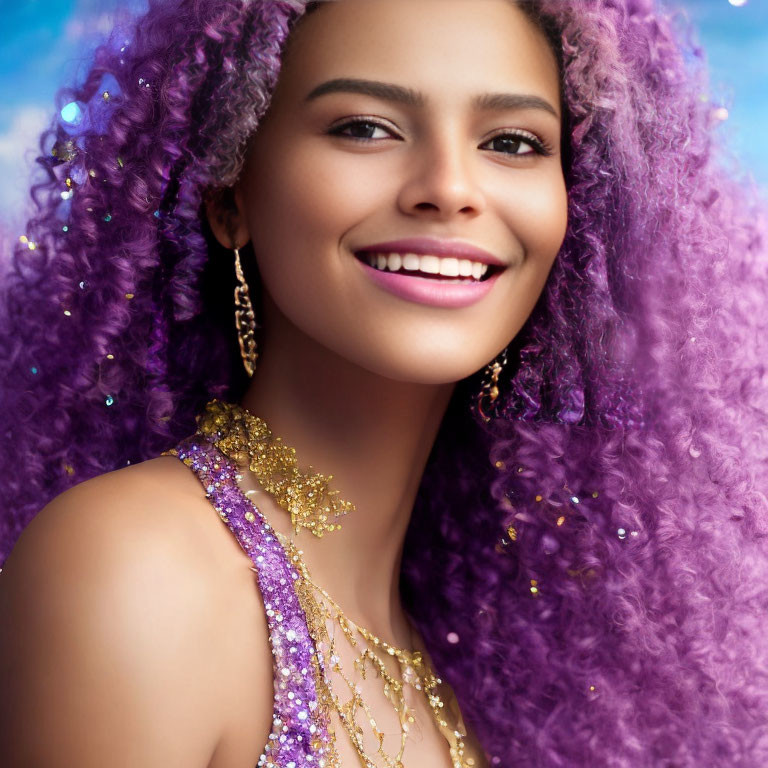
left=354, top=256, right=502, bottom=309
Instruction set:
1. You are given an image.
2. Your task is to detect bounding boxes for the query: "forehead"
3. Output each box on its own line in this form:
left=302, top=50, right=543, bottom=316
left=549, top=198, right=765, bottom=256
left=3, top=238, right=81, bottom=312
left=278, top=0, right=560, bottom=113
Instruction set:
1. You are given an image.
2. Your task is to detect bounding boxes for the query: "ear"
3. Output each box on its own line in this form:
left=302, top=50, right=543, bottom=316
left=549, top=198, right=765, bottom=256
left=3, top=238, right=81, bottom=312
left=204, top=183, right=250, bottom=250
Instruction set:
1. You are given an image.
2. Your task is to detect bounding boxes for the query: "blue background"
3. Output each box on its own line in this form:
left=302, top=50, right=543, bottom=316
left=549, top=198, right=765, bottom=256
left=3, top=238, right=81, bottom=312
left=0, top=0, right=766, bottom=241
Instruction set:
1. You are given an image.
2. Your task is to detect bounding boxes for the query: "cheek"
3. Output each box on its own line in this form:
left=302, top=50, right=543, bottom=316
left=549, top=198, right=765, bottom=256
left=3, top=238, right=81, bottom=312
left=246, top=138, right=386, bottom=252
left=489, top=172, right=568, bottom=339
left=501, top=171, right=568, bottom=263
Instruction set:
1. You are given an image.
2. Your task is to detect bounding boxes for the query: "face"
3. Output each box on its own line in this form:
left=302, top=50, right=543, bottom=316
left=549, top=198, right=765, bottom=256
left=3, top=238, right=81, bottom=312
left=216, top=0, right=567, bottom=385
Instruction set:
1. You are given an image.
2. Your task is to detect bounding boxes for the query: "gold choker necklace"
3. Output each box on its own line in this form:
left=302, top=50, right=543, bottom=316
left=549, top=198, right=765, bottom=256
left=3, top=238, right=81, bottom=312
left=197, top=398, right=355, bottom=538
left=198, top=399, right=474, bottom=768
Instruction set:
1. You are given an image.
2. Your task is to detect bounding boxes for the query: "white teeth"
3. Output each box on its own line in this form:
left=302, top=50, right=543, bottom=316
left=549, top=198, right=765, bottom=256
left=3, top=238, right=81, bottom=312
left=438, top=257, right=460, bottom=277
left=364, top=252, right=491, bottom=279
left=419, top=255, right=441, bottom=274
left=387, top=253, right=402, bottom=271
left=402, top=253, right=420, bottom=271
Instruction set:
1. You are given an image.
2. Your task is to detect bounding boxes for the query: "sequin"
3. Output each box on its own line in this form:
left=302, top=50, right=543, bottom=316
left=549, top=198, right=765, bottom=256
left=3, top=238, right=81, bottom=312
left=103, top=213, right=112, bottom=222
left=105, top=395, right=114, bottom=406
left=30, top=367, right=38, bottom=374
left=60, top=101, right=82, bottom=125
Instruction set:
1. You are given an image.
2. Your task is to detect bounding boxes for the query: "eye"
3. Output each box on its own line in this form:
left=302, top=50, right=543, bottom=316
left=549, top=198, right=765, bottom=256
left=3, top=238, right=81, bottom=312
left=327, top=118, right=554, bottom=157
left=481, top=130, right=553, bottom=157
left=328, top=118, right=397, bottom=142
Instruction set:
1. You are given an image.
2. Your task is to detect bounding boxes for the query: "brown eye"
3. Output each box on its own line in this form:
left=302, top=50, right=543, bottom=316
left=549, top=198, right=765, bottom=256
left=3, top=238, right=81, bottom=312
left=329, top=119, right=396, bottom=141
left=482, top=131, right=553, bottom=157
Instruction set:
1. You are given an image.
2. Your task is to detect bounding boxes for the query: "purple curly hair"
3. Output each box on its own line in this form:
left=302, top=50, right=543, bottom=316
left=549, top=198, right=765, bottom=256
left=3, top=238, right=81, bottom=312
left=2, top=0, right=768, bottom=764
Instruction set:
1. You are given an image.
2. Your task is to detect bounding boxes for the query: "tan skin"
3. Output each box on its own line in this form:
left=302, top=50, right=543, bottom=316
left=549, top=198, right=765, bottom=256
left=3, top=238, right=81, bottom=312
left=0, top=1, right=566, bottom=766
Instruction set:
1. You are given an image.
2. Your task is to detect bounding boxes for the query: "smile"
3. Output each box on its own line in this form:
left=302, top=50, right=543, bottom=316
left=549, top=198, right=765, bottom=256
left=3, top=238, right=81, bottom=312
left=357, top=252, right=502, bottom=282
left=354, top=251, right=505, bottom=309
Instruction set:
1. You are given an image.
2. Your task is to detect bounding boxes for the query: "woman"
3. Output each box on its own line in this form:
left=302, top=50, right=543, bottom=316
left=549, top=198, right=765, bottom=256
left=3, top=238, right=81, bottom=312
left=1, top=0, right=767, bottom=765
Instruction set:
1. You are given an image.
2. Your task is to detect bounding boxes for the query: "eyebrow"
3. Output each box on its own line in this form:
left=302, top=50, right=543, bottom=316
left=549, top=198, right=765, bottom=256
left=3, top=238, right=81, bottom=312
left=304, top=77, right=559, bottom=119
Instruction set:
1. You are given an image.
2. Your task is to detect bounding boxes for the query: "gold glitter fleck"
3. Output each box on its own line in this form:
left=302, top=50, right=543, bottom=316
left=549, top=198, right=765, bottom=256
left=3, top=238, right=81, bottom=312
left=65, top=177, right=72, bottom=188
left=63, top=464, right=74, bottom=476
left=494, top=460, right=505, bottom=469
left=592, top=491, right=599, bottom=498
left=506, top=525, right=517, bottom=541
left=117, top=156, right=124, bottom=168
left=556, top=516, right=565, bottom=526
left=535, top=494, right=542, bottom=502
left=245, top=510, right=255, bottom=522
left=125, top=293, right=135, bottom=300
left=589, top=685, right=596, bottom=692
left=517, top=466, right=524, bottom=473
left=102, top=90, right=110, bottom=101
left=19, top=235, right=28, bottom=244
left=63, top=309, right=71, bottom=316
left=106, top=353, right=114, bottom=360
left=89, top=169, right=96, bottom=177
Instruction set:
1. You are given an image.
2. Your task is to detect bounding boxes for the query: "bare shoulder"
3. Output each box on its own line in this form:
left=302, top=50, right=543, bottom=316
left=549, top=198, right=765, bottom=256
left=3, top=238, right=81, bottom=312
left=0, top=457, right=273, bottom=767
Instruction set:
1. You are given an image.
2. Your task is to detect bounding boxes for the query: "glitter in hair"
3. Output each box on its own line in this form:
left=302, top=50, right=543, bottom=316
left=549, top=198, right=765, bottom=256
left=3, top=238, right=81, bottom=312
left=2, top=0, right=768, bottom=764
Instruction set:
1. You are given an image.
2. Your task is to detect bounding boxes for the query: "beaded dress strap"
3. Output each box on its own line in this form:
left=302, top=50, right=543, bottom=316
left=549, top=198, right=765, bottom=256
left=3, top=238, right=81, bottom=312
left=163, top=432, right=335, bottom=768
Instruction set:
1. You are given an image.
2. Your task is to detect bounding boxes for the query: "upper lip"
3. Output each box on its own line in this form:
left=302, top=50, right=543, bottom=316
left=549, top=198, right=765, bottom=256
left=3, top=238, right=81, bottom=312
left=354, top=238, right=507, bottom=268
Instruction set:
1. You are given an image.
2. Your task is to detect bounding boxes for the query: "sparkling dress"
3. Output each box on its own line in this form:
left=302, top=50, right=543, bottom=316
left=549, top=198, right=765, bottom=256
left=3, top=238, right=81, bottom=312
left=164, top=429, right=336, bottom=768
left=162, top=407, right=486, bottom=768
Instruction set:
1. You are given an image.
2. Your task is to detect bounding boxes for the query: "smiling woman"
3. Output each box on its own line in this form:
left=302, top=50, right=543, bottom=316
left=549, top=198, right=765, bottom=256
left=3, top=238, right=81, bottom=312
left=1, top=1, right=768, bottom=767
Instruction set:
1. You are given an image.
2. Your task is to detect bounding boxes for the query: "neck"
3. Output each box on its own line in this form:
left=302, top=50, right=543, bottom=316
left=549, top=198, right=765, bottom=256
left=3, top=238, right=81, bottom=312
left=238, top=297, right=455, bottom=645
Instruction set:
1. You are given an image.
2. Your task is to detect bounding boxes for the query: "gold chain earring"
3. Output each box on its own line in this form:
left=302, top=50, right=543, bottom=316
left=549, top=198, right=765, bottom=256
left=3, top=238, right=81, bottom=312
left=233, top=245, right=259, bottom=377
left=473, top=346, right=509, bottom=423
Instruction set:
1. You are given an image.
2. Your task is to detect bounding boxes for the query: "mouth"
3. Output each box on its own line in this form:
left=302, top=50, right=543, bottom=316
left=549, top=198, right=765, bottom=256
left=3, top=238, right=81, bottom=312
left=353, top=251, right=505, bottom=283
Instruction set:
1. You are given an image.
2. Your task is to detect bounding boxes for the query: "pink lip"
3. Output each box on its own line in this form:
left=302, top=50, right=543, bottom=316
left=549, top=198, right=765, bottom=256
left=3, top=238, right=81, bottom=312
left=354, top=256, right=502, bottom=309
left=354, top=237, right=506, bottom=267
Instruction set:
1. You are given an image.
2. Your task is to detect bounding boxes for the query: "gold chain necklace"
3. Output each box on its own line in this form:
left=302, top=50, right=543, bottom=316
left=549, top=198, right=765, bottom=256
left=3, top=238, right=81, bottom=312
left=199, top=399, right=473, bottom=767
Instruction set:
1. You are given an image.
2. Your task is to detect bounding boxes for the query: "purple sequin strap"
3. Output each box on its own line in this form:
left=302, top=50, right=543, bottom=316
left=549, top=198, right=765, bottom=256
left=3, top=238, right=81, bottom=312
left=165, top=432, right=335, bottom=768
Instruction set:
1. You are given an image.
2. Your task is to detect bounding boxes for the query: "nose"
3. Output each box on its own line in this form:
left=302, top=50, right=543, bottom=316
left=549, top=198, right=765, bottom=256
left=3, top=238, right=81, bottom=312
left=396, top=129, right=486, bottom=221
